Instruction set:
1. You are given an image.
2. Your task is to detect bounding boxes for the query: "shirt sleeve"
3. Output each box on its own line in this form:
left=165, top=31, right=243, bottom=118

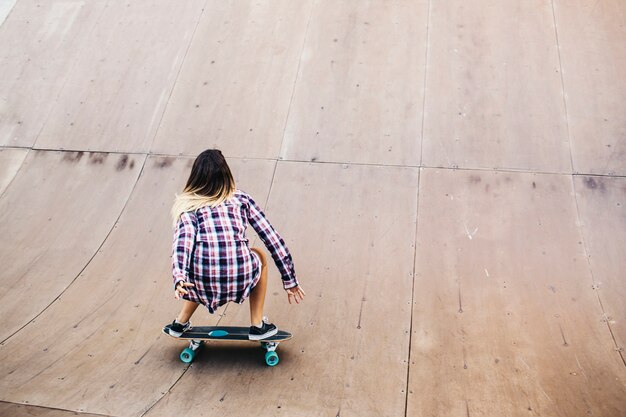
left=246, top=194, right=299, bottom=289
left=172, top=211, right=197, bottom=289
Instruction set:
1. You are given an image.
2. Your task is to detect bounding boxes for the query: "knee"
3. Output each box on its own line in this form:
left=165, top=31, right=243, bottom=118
left=251, top=248, right=267, bottom=269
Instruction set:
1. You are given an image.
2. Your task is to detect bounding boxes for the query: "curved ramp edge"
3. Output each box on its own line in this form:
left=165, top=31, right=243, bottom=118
left=0, top=151, right=144, bottom=342
left=0, top=156, right=275, bottom=417
left=0, top=401, right=109, bottom=417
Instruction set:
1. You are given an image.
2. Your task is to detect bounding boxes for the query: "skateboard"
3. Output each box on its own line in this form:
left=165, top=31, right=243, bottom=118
left=162, top=324, right=292, bottom=366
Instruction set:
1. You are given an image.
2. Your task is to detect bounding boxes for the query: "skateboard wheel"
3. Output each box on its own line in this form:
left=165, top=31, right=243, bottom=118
left=265, top=351, right=279, bottom=367
left=180, top=348, right=195, bottom=364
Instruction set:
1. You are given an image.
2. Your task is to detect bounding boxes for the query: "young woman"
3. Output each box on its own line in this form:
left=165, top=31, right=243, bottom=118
left=169, top=149, right=305, bottom=340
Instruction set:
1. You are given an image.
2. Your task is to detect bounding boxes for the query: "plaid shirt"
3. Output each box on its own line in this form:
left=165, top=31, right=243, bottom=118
left=172, top=190, right=298, bottom=313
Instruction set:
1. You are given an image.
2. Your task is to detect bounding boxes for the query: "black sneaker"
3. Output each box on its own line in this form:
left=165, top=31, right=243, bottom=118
left=249, top=318, right=278, bottom=340
left=168, top=320, right=191, bottom=337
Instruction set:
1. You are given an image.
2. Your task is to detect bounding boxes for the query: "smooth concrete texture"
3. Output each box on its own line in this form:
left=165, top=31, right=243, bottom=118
left=408, top=169, right=625, bottom=416
left=33, top=0, right=205, bottom=153
left=553, top=0, right=626, bottom=176
left=281, top=0, right=428, bottom=165
left=0, top=150, right=144, bottom=342
left=0, top=401, right=107, bottom=417
left=0, top=147, right=27, bottom=195
left=152, top=0, right=314, bottom=158
left=574, top=176, right=626, bottom=361
left=0, top=1, right=17, bottom=26
left=0, top=0, right=105, bottom=147
left=0, top=1, right=624, bottom=416
left=421, top=0, right=571, bottom=172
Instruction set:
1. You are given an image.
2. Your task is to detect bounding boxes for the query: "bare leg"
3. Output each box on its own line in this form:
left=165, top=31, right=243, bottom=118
left=177, top=300, right=199, bottom=323
left=249, top=248, right=268, bottom=326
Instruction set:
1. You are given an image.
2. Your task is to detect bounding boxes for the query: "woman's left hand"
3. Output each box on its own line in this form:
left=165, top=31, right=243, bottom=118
left=286, top=285, right=306, bottom=304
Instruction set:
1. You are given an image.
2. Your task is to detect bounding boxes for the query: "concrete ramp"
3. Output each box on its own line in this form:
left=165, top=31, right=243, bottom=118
left=0, top=151, right=143, bottom=341
left=0, top=148, right=27, bottom=195
left=409, top=169, right=624, bottom=415
left=0, top=156, right=275, bottom=416
left=0, top=1, right=624, bottom=416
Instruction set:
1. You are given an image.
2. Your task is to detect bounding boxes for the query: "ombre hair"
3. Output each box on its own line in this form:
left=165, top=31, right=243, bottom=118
left=171, top=149, right=236, bottom=225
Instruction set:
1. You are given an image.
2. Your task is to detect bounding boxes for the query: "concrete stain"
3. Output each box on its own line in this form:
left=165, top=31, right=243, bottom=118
left=584, top=177, right=606, bottom=193
left=116, top=155, right=129, bottom=171
left=89, top=152, right=106, bottom=164
left=157, top=157, right=174, bottom=169
left=468, top=175, right=481, bottom=184
left=62, top=151, right=84, bottom=163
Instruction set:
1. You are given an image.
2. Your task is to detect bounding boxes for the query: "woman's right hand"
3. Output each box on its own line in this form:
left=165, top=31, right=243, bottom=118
left=286, top=285, right=306, bottom=304
left=174, top=281, right=195, bottom=300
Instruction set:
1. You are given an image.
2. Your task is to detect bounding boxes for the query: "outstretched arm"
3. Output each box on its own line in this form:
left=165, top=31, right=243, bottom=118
left=247, top=196, right=299, bottom=290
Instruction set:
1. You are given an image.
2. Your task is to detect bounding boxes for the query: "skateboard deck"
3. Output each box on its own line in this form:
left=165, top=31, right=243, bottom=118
left=162, top=324, right=292, bottom=366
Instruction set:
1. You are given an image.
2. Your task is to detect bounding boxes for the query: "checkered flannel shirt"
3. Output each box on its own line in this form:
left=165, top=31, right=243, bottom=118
left=172, top=190, right=298, bottom=312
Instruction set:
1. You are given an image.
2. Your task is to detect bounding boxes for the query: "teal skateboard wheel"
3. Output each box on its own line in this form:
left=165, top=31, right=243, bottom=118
left=265, top=351, right=279, bottom=366
left=180, top=347, right=195, bottom=363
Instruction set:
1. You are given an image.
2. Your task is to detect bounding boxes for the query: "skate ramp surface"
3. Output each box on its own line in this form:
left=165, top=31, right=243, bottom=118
left=0, top=1, right=624, bottom=416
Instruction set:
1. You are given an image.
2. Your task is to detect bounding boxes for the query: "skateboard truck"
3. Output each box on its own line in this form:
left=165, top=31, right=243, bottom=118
left=180, top=339, right=280, bottom=366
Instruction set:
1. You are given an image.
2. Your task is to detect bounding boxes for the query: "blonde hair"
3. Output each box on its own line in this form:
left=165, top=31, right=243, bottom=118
left=171, top=149, right=236, bottom=225
left=171, top=189, right=234, bottom=226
